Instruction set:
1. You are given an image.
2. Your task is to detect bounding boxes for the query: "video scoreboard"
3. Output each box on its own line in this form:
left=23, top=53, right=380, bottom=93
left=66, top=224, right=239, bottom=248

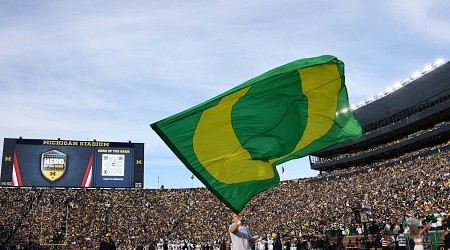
left=1, top=138, right=144, bottom=188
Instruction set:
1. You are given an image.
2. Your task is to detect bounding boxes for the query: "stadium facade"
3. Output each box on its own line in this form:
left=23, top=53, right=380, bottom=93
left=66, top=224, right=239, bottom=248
left=309, top=60, right=450, bottom=175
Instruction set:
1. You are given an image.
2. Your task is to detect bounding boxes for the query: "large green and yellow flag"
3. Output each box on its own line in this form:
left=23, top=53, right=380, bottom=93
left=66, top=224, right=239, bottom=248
left=151, top=55, right=362, bottom=213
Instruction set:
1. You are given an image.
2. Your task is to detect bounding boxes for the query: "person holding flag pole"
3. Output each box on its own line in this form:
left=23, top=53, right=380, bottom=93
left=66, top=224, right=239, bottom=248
left=229, top=213, right=261, bottom=250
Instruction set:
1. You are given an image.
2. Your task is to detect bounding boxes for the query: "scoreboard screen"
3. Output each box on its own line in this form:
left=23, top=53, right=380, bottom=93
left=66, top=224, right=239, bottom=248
left=1, top=138, right=144, bottom=188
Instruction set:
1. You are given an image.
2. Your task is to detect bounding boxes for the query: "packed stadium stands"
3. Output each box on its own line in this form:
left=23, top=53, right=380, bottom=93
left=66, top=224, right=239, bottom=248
left=0, top=141, right=449, bottom=249
left=1, top=62, right=449, bottom=249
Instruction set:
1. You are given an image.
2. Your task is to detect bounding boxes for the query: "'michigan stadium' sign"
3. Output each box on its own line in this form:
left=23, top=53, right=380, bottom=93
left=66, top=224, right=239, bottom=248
left=41, top=149, right=67, bottom=182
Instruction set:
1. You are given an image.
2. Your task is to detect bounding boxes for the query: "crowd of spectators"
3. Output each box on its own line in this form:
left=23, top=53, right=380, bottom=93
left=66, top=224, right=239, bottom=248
left=1, top=143, right=449, bottom=249
left=313, top=121, right=449, bottom=165
left=315, top=141, right=448, bottom=179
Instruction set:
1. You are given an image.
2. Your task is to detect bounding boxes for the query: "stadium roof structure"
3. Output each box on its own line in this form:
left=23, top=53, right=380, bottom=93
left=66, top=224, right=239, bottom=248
left=309, top=60, right=450, bottom=172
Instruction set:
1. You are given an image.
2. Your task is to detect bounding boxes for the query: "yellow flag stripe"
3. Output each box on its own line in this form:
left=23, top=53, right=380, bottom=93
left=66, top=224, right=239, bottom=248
left=193, top=87, right=275, bottom=184
left=193, top=63, right=340, bottom=184
left=269, top=63, right=340, bottom=164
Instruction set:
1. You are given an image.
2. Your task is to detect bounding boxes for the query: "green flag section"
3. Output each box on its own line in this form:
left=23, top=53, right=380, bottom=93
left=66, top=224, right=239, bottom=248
left=151, top=55, right=362, bottom=213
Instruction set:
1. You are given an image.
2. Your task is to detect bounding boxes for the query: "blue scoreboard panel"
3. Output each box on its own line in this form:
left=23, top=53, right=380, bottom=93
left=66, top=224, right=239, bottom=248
left=1, top=138, right=144, bottom=188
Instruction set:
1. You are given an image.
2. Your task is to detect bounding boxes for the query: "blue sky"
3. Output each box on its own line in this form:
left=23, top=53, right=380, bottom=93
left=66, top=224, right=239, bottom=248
left=0, top=0, right=449, bottom=189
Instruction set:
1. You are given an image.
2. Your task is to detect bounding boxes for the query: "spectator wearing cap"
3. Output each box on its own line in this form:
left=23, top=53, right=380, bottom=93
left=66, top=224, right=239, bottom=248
left=99, top=233, right=116, bottom=250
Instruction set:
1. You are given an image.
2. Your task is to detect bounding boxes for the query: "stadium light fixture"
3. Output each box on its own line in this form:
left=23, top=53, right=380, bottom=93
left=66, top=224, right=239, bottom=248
left=351, top=58, right=446, bottom=110
left=421, top=65, right=433, bottom=73
left=411, top=71, right=422, bottom=79
left=435, top=58, right=444, bottom=66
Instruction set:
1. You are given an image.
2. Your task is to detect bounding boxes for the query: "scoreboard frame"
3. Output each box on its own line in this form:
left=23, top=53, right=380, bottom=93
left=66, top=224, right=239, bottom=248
left=1, top=138, right=144, bottom=188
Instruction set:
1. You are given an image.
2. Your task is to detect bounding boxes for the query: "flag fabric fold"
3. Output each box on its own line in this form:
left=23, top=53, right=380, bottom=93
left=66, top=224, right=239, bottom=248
left=151, top=55, right=362, bottom=213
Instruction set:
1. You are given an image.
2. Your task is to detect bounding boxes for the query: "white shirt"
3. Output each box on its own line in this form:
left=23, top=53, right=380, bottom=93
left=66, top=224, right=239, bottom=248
left=230, top=223, right=253, bottom=250
left=260, top=239, right=267, bottom=250
left=268, top=239, right=274, bottom=250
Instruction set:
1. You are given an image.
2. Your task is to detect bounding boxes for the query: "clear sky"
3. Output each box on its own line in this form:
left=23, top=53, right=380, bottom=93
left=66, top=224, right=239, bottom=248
left=0, top=1, right=449, bottom=189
